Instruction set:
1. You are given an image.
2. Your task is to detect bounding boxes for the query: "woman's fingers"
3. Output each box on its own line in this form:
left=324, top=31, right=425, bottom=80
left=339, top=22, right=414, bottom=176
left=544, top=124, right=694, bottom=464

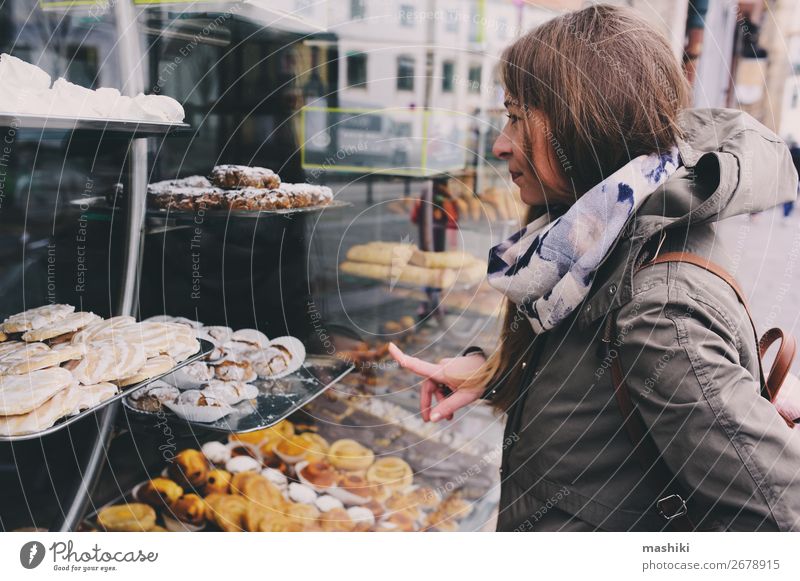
left=430, top=388, right=480, bottom=422
left=389, top=342, right=446, bottom=382
left=420, top=378, right=438, bottom=422
left=432, top=388, right=455, bottom=421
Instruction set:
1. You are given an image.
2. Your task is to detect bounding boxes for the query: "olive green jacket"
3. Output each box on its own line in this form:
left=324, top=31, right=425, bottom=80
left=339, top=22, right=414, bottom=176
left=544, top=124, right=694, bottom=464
left=496, top=109, right=800, bottom=532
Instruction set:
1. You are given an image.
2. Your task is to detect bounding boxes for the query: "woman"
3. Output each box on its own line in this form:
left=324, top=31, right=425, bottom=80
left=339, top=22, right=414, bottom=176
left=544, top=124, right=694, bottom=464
left=389, top=4, right=800, bottom=531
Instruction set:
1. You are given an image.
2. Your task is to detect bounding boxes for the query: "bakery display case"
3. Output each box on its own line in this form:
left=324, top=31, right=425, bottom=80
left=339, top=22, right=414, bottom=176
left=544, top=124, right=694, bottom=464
left=0, top=0, right=519, bottom=532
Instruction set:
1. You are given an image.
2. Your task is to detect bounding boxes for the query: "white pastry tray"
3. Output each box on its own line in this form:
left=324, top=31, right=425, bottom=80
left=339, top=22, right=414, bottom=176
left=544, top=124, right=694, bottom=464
left=0, top=112, right=190, bottom=136
left=0, top=339, right=214, bottom=442
left=122, top=354, right=354, bottom=434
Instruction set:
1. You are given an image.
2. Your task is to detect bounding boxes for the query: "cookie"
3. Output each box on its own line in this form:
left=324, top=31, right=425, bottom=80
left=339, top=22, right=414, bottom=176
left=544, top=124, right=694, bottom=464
left=71, top=315, right=136, bottom=344
left=2, top=343, right=83, bottom=375
left=0, top=367, right=75, bottom=415
left=116, top=354, right=176, bottom=387
left=21, top=312, right=101, bottom=342
left=2, top=304, right=75, bottom=333
left=66, top=339, right=146, bottom=384
left=0, top=382, right=116, bottom=436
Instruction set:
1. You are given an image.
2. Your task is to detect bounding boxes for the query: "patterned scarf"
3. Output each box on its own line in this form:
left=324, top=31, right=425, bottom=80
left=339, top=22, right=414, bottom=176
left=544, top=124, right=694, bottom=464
left=487, top=148, right=681, bottom=334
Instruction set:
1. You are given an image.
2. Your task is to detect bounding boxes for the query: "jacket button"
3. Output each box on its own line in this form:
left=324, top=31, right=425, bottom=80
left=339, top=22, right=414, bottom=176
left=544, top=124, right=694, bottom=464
left=608, top=284, right=617, bottom=294
left=585, top=304, right=592, bottom=312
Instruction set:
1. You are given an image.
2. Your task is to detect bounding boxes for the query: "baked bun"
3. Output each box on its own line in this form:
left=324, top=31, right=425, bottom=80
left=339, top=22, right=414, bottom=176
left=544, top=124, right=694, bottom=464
left=203, top=469, right=232, bottom=495
left=170, top=493, right=206, bottom=526
left=328, top=439, right=375, bottom=472
left=138, top=477, right=183, bottom=509
left=97, top=503, right=156, bottom=532
left=366, top=456, right=413, bottom=492
left=168, top=449, right=209, bottom=489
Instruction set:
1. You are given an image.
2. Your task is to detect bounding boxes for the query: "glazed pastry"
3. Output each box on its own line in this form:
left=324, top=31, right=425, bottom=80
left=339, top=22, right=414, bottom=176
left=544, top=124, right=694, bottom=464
left=70, top=315, right=136, bottom=344
left=227, top=440, right=260, bottom=460
left=278, top=183, right=333, bottom=206
left=169, top=493, right=206, bottom=526
left=21, top=311, right=100, bottom=342
left=0, top=340, right=44, bottom=358
left=254, top=420, right=295, bottom=455
left=236, top=475, right=285, bottom=509
left=229, top=328, right=269, bottom=348
left=319, top=508, right=355, bottom=532
left=0, top=367, right=74, bottom=415
left=298, top=460, right=337, bottom=489
left=97, top=503, right=156, bottom=532
left=2, top=304, right=74, bottom=333
left=248, top=336, right=305, bottom=379
left=204, top=326, right=234, bottom=344
left=328, top=439, right=375, bottom=472
left=210, top=164, right=280, bottom=189
left=337, top=473, right=375, bottom=500
left=213, top=359, right=256, bottom=382
left=67, top=339, right=147, bottom=384
left=230, top=427, right=272, bottom=446
left=128, top=383, right=179, bottom=413
left=115, top=322, right=182, bottom=357
left=149, top=186, right=226, bottom=211
left=165, top=332, right=200, bottom=363
left=0, top=382, right=116, bottom=437
left=210, top=494, right=249, bottom=532
left=201, top=440, right=230, bottom=465
left=201, top=380, right=258, bottom=405
left=261, top=467, right=288, bottom=491
left=225, top=455, right=261, bottom=474
left=138, top=477, right=183, bottom=509
left=287, top=482, right=317, bottom=505
left=116, top=354, right=175, bottom=387
left=165, top=390, right=233, bottom=423
left=315, top=494, right=344, bottom=512
left=0, top=343, right=82, bottom=374
left=347, top=506, right=376, bottom=528
left=168, top=449, right=209, bottom=489
left=203, top=469, right=232, bottom=495
left=366, top=457, right=413, bottom=492
left=286, top=502, right=320, bottom=522
left=406, top=486, right=440, bottom=509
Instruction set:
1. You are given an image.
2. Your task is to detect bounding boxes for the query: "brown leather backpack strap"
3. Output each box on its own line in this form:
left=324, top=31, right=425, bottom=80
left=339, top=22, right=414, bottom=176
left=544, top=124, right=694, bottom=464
left=603, top=315, right=694, bottom=531
left=759, top=327, right=798, bottom=402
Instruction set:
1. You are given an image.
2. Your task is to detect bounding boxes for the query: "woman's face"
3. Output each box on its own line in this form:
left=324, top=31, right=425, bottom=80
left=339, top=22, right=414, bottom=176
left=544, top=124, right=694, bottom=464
left=492, top=100, right=572, bottom=208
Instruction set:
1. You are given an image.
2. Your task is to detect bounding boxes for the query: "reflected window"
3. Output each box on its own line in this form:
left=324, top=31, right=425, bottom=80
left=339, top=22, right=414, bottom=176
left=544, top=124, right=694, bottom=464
left=351, top=0, right=366, bottom=20
left=468, top=64, right=482, bottom=93
left=347, top=52, right=367, bottom=88
left=445, top=10, right=458, bottom=33
left=442, top=61, right=454, bottom=93
left=397, top=56, right=415, bottom=91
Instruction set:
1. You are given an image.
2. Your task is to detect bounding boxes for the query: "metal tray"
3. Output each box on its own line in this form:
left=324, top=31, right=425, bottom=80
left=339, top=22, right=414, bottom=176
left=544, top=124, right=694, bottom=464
left=0, top=113, right=190, bottom=136
left=122, top=354, right=354, bottom=434
left=0, top=339, right=214, bottom=442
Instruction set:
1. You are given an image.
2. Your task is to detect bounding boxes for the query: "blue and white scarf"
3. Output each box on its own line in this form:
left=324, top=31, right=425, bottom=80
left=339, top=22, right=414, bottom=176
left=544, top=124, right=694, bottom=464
left=487, top=148, right=681, bottom=334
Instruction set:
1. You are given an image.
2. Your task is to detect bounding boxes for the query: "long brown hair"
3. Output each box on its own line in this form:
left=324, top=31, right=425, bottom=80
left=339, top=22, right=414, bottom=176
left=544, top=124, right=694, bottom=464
left=463, top=4, right=690, bottom=411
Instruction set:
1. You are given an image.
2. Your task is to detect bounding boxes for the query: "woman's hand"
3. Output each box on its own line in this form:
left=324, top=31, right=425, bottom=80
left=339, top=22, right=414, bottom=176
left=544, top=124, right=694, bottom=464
left=388, top=343, right=486, bottom=422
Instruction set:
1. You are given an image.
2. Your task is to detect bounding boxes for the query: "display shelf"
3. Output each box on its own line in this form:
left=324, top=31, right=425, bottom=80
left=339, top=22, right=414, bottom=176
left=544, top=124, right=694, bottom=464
left=0, top=339, right=214, bottom=442
left=122, top=354, right=354, bottom=434
left=0, top=113, right=190, bottom=138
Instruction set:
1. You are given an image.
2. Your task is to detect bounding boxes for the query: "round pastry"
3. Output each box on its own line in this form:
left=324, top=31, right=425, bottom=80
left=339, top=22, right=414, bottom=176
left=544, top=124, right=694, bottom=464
left=166, top=390, right=233, bottom=423
left=233, top=473, right=284, bottom=509
left=203, top=469, right=232, bottom=495
left=230, top=328, right=270, bottom=349
left=439, top=495, right=473, bottom=519
left=406, top=485, right=441, bottom=509
left=385, top=492, right=421, bottom=520
left=328, top=439, right=375, bottom=472
left=137, top=477, right=183, bottom=509
left=319, top=508, right=355, bottom=532
left=169, top=493, right=206, bottom=526
left=2, top=342, right=83, bottom=374
left=225, top=455, right=261, bottom=474
left=226, top=440, right=260, bottom=460
left=261, top=467, right=288, bottom=491
left=248, top=336, right=305, bottom=379
left=210, top=494, right=249, bottom=532
left=202, top=380, right=258, bottom=405
left=347, top=506, right=376, bottom=528
left=315, top=494, right=344, bottom=513
left=377, top=510, right=416, bottom=532
left=337, top=473, right=375, bottom=500
left=201, top=440, right=230, bottom=465
left=285, top=502, right=320, bottom=522
left=287, top=482, right=317, bottom=505
left=168, top=449, right=209, bottom=490
left=275, top=434, right=311, bottom=463
left=213, top=359, right=256, bottom=382
left=128, top=382, right=179, bottom=413
left=297, top=460, right=337, bottom=490
left=366, top=457, right=413, bottom=492
left=252, top=420, right=295, bottom=454
left=97, top=503, right=156, bottom=532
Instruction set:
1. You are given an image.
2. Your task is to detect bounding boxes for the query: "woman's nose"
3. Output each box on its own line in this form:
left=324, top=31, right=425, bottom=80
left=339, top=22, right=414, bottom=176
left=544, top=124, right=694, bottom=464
left=492, top=130, right=512, bottom=160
